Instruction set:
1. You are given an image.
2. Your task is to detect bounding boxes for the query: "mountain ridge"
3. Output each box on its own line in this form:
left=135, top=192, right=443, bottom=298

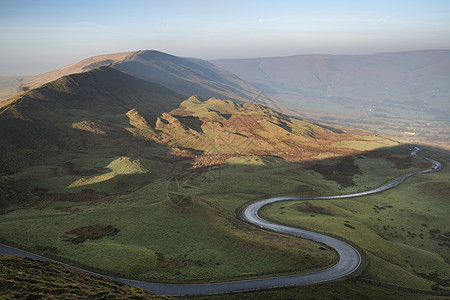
left=16, top=50, right=261, bottom=104
left=211, top=49, right=450, bottom=91
left=0, top=66, right=185, bottom=171
left=0, top=65, right=393, bottom=175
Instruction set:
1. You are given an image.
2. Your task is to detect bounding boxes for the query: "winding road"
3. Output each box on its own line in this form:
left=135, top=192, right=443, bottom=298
left=0, top=147, right=443, bottom=296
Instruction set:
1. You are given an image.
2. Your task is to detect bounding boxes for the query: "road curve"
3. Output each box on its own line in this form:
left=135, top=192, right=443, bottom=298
left=0, top=147, right=443, bottom=296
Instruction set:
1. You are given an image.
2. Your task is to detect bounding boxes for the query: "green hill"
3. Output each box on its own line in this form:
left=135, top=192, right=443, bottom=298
left=0, top=66, right=184, bottom=174
left=1, top=65, right=394, bottom=174
left=11, top=50, right=260, bottom=103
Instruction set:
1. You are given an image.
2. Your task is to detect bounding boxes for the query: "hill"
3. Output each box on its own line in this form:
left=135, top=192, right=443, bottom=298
left=0, top=66, right=184, bottom=174
left=127, top=95, right=387, bottom=167
left=1, top=63, right=389, bottom=174
left=212, top=50, right=450, bottom=147
left=14, top=50, right=260, bottom=103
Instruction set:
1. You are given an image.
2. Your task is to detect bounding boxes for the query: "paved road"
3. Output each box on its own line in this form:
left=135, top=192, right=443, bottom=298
left=0, top=148, right=442, bottom=296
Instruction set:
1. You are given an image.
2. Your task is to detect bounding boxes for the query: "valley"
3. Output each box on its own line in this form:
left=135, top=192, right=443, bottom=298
left=0, top=50, right=449, bottom=299
left=212, top=50, right=450, bottom=149
left=0, top=76, right=30, bottom=99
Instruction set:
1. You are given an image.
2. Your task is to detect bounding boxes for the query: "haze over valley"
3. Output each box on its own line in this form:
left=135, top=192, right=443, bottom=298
left=213, top=50, right=450, bottom=148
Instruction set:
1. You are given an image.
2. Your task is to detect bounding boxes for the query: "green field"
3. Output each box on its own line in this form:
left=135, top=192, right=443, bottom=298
left=287, top=95, right=450, bottom=150
left=0, top=139, right=448, bottom=296
left=0, top=146, right=341, bottom=283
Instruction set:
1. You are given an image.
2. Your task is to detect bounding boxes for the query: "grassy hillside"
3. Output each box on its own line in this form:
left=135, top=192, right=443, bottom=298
left=212, top=50, right=450, bottom=148
left=0, top=255, right=174, bottom=299
left=127, top=95, right=400, bottom=167
left=114, top=50, right=260, bottom=102
left=1, top=66, right=184, bottom=119
left=7, top=50, right=260, bottom=103
left=0, top=73, right=361, bottom=283
left=0, top=66, right=184, bottom=174
left=1, top=143, right=447, bottom=294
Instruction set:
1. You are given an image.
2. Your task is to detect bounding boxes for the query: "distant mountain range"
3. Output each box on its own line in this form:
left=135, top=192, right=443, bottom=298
left=212, top=50, right=450, bottom=108
left=212, top=50, right=450, bottom=146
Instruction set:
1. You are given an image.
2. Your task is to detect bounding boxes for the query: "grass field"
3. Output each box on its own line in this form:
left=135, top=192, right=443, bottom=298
left=0, top=185, right=337, bottom=283
left=0, top=137, right=448, bottom=297
left=0, top=146, right=340, bottom=283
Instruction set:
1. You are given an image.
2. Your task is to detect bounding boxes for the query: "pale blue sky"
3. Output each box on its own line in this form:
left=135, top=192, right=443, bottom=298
left=1, top=0, right=450, bottom=75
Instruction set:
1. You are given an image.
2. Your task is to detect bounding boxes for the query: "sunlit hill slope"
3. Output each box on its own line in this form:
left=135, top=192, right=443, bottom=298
left=16, top=50, right=260, bottom=103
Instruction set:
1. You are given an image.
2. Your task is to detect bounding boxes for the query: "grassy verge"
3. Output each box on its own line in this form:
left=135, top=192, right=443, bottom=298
left=195, top=279, right=449, bottom=300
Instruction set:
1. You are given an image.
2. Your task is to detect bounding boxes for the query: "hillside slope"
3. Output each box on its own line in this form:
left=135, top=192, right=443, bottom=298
left=0, top=255, right=173, bottom=299
left=126, top=95, right=398, bottom=167
left=16, top=50, right=260, bottom=103
left=0, top=64, right=399, bottom=175
left=0, top=66, right=184, bottom=174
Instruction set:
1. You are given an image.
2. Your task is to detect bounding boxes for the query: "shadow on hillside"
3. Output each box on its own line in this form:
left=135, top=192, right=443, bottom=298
left=1, top=100, right=448, bottom=213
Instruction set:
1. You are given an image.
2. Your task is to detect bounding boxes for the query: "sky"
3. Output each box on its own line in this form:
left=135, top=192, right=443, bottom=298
left=1, top=0, right=450, bottom=75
